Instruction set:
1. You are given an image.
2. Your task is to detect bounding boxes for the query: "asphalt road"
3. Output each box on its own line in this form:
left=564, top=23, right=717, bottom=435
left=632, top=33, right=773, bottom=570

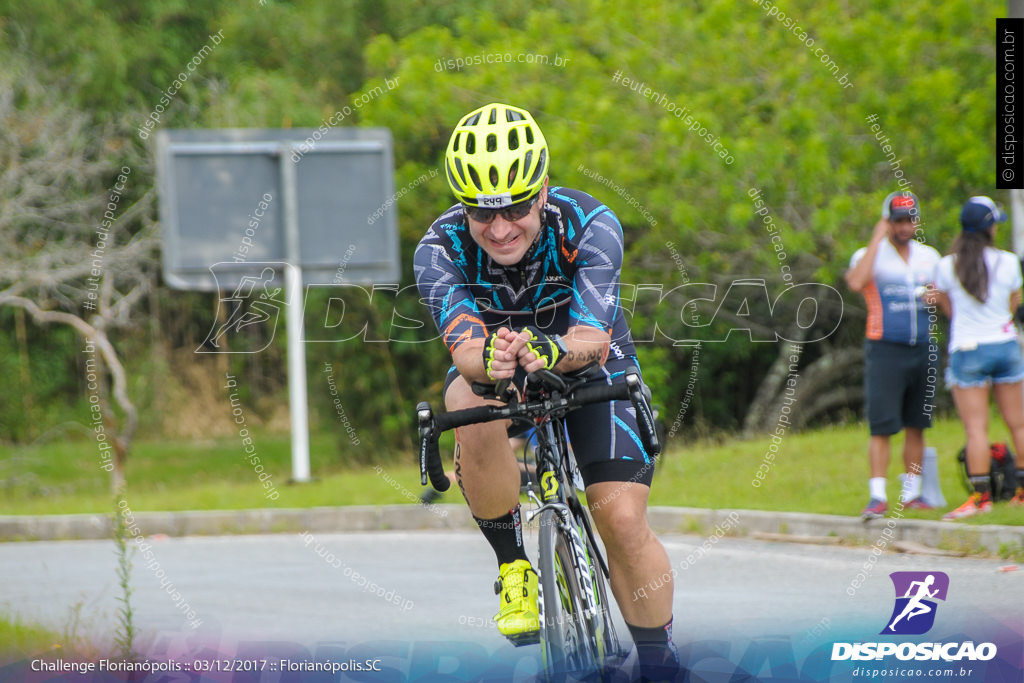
left=1, top=529, right=1021, bottom=680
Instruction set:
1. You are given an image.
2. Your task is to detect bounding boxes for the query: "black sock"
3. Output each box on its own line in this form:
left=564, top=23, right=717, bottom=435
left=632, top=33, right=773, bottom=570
left=628, top=618, right=680, bottom=681
left=474, top=504, right=528, bottom=566
left=970, top=476, right=991, bottom=499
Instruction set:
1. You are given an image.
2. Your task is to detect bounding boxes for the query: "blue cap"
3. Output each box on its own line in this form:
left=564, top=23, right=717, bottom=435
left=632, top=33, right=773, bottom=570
left=960, top=196, right=1007, bottom=233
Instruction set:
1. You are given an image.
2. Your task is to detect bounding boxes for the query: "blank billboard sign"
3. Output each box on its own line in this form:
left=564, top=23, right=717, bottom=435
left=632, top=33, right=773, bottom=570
left=156, top=127, right=399, bottom=291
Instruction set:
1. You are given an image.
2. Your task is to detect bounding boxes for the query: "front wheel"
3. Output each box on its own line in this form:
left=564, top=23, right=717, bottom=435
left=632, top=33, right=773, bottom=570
left=538, top=509, right=599, bottom=679
left=580, top=513, right=623, bottom=667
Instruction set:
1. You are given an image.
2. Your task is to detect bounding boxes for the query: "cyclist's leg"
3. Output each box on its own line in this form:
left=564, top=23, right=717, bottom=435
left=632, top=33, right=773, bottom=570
left=587, top=479, right=677, bottom=678
left=586, top=480, right=671, bottom=626
left=566, top=360, right=678, bottom=678
left=444, top=373, right=520, bottom=518
left=444, top=370, right=539, bottom=640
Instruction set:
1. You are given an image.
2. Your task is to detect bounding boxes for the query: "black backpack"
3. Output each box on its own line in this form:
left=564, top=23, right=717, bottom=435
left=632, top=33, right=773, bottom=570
left=956, top=442, right=1021, bottom=501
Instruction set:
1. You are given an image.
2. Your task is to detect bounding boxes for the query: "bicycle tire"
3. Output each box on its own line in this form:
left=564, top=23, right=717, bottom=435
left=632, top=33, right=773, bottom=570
left=538, top=508, right=598, bottom=679
left=577, top=511, right=622, bottom=665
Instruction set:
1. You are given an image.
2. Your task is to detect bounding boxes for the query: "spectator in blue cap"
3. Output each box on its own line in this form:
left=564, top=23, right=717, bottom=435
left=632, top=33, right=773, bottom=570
left=934, top=196, right=1024, bottom=519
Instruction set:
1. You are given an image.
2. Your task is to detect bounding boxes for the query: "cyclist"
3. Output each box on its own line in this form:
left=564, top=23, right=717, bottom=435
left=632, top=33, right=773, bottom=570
left=414, top=102, right=678, bottom=680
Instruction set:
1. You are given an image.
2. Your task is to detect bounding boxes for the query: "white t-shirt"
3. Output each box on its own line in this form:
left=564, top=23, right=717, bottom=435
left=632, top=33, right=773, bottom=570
left=933, top=247, right=1022, bottom=351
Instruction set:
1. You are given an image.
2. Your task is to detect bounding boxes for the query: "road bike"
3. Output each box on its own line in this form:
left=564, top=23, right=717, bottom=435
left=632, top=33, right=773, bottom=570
left=416, top=365, right=661, bottom=679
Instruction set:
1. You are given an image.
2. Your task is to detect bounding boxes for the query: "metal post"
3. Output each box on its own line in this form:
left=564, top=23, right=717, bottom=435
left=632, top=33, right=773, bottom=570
left=281, top=146, right=311, bottom=483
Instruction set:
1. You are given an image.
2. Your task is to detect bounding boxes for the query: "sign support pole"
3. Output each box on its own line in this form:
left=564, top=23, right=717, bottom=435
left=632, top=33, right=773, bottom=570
left=281, top=145, right=311, bottom=483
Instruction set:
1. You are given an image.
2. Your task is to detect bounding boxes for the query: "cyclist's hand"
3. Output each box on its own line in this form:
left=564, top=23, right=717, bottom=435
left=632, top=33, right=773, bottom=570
left=514, top=326, right=567, bottom=373
left=482, top=327, right=518, bottom=380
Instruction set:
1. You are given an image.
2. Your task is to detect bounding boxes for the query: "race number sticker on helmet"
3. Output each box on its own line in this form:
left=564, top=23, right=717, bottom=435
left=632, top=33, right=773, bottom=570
left=477, top=193, right=513, bottom=208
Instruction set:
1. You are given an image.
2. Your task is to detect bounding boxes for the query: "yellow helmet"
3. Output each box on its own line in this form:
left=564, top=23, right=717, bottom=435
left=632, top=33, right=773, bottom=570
left=444, top=102, right=548, bottom=208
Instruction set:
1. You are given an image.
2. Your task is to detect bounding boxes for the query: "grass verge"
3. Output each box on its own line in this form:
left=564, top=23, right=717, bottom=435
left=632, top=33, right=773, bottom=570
left=0, top=414, right=1021, bottom=525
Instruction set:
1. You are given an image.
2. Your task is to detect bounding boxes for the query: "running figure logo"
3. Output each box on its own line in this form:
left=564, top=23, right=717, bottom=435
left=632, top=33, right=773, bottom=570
left=197, top=264, right=284, bottom=354
left=881, top=571, right=949, bottom=635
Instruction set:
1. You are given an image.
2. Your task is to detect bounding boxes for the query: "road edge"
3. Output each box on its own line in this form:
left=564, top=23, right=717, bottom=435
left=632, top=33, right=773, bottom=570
left=1, top=505, right=1021, bottom=557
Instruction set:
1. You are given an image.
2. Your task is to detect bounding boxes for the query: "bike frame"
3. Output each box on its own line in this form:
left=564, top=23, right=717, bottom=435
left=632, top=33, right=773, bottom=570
left=524, top=412, right=609, bottom=645
left=416, top=366, right=660, bottom=676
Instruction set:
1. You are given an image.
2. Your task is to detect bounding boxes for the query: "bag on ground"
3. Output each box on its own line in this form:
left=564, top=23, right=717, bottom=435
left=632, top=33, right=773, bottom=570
left=956, top=442, right=1020, bottom=501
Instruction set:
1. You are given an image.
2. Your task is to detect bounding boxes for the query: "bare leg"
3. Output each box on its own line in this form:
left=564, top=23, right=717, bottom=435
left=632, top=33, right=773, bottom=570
left=952, top=386, right=991, bottom=477
left=993, top=380, right=1024, bottom=459
left=587, top=482, right=672, bottom=628
left=869, top=434, right=891, bottom=478
left=902, top=427, right=925, bottom=476
left=445, top=376, right=520, bottom=518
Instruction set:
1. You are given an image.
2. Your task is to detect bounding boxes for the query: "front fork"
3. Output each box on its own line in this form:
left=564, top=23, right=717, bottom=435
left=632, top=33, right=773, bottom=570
left=527, top=490, right=601, bottom=621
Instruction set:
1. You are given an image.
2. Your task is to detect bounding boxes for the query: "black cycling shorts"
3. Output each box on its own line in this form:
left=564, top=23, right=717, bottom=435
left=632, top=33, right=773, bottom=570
left=864, top=339, right=937, bottom=435
left=442, top=357, right=656, bottom=488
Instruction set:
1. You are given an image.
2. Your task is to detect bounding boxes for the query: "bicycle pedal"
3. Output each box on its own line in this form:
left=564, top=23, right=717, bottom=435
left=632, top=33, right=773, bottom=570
left=503, top=631, right=541, bottom=647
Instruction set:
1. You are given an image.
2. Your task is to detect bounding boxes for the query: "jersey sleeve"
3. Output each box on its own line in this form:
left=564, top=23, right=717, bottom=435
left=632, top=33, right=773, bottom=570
left=1007, top=251, right=1023, bottom=291
left=933, top=257, right=953, bottom=293
left=413, top=238, right=487, bottom=353
left=849, top=247, right=867, bottom=271
left=570, top=209, right=625, bottom=332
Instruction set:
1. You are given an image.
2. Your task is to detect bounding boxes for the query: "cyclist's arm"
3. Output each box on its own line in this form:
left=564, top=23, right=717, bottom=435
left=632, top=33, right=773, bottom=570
left=505, top=324, right=610, bottom=374
left=554, top=325, right=610, bottom=372
left=565, top=205, right=628, bottom=352
left=451, top=337, right=492, bottom=383
left=414, top=238, right=494, bottom=381
left=845, top=219, right=889, bottom=292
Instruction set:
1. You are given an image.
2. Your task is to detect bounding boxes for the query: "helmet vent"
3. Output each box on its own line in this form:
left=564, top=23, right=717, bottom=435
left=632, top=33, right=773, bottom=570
left=446, top=165, right=462, bottom=191
left=486, top=133, right=497, bottom=153
left=508, top=128, right=520, bottom=150
left=468, top=165, right=483, bottom=192
left=488, top=107, right=497, bottom=125
left=506, top=109, right=525, bottom=122
left=508, top=160, right=519, bottom=186
left=527, top=148, right=547, bottom=186
left=522, top=150, right=533, bottom=178
left=525, top=126, right=534, bottom=145
left=489, top=165, right=499, bottom=188
left=464, top=112, right=482, bottom=126
left=466, top=133, right=476, bottom=155
left=453, top=156, right=467, bottom=184
left=452, top=132, right=460, bottom=153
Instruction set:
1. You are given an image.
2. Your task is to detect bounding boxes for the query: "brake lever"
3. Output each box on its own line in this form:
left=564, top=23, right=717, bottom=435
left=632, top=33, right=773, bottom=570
left=624, top=369, right=662, bottom=457
left=416, top=402, right=450, bottom=491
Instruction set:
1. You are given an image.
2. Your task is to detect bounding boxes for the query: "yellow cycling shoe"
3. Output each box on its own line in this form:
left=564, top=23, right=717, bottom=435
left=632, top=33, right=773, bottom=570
left=493, top=559, right=540, bottom=645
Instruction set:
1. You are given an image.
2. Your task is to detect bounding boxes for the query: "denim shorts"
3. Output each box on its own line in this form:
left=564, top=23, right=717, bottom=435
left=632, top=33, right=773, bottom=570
left=946, top=339, right=1024, bottom=388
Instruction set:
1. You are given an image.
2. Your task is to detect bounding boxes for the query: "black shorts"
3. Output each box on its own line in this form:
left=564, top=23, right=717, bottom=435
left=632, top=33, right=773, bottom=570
left=442, top=358, right=656, bottom=488
left=864, top=340, right=937, bottom=435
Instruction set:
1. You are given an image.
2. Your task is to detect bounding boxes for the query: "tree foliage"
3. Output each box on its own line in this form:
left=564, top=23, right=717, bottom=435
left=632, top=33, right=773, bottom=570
left=0, top=0, right=1005, bottom=451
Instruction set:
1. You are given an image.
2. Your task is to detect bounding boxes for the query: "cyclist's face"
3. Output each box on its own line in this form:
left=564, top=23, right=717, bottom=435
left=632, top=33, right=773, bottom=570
left=467, top=181, right=547, bottom=266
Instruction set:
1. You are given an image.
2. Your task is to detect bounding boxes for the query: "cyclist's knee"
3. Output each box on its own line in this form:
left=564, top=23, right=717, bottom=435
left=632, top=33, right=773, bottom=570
left=591, top=495, right=651, bottom=552
left=444, top=375, right=484, bottom=411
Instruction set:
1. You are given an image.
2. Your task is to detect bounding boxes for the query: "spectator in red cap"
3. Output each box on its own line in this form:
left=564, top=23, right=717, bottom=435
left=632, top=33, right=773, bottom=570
left=845, top=191, right=941, bottom=519
left=934, top=196, right=1024, bottom=519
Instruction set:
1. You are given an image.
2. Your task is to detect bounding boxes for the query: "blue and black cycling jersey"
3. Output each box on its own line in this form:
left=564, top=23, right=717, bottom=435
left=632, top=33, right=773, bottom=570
left=415, top=187, right=654, bottom=477
left=414, top=186, right=636, bottom=360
